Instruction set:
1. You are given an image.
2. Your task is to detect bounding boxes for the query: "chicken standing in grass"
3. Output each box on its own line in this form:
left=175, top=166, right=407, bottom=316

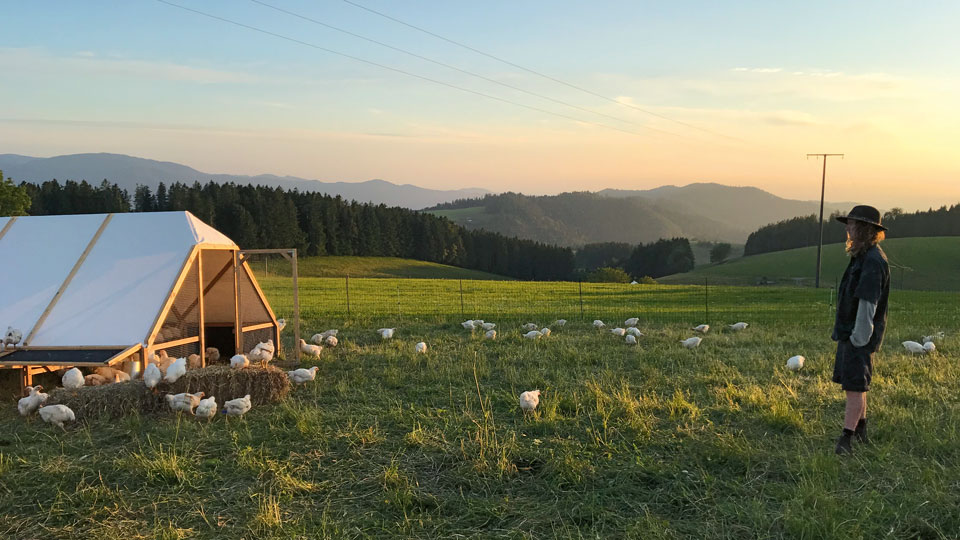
left=484, top=329, right=497, bottom=340
left=377, top=328, right=395, bottom=340
left=288, top=366, right=319, bottom=385
left=482, top=322, right=496, bottom=331
left=681, top=337, right=702, bottom=349
left=223, top=394, right=252, bottom=419
left=461, top=320, right=476, bottom=330
left=539, top=328, right=551, bottom=337
left=902, top=341, right=926, bottom=354
left=324, top=335, right=338, bottom=347
left=922, top=332, right=944, bottom=344
left=299, top=339, right=322, bottom=358
left=625, top=317, right=639, bottom=327
left=18, top=386, right=48, bottom=416
left=519, top=390, right=540, bottom=414
left=610, top=328, right=626, bottom=337
left=523, top=330, right=541, bottom=340
left=728, top=322, right=749, bottom=331
left=553, top=319, right=567, bottom=328
left=593, top=320, right=605, bottom=329
left=692, top=324, right=710, bottom=333
left=166, top=392, right=204, bottom=414
left=194, top=396, right=218, bottom=421
left=625, top=335, right=637, bottom=345
left=787, top=355, right=805, bottom=371
left=522, top=323, right=538, bottom=331
left=626, top=327, right=643, bottom=338
left=62, top=367, right=84, bottom=390
left=415, top=342, right=428, bottom=353
left=38, top=404, right=74, bottom=430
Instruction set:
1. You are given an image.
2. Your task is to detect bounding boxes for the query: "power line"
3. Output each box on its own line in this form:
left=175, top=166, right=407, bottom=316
left=249, top=0, right=685, bottom=137
left=154, top=0, right=678, bottom=139
left=341, top=0, right=746, bottom=143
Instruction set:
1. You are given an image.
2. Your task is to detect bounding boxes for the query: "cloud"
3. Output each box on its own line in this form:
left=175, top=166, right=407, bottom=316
left=0, top=47, right=259, bottom=84
left=732, top=67, right=782, bottom=73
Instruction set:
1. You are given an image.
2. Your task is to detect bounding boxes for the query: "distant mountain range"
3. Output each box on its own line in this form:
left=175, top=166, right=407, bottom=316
left=428, top=187, right=855, bottom=245
left=0, top=153, right=489, bottom=210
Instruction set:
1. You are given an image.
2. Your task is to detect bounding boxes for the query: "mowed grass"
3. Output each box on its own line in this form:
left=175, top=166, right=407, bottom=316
left=2, top=280, right=960, bottom=538
left=661, top=236, right=960, bottom=291
left=248, top=255, right=509, bottom=280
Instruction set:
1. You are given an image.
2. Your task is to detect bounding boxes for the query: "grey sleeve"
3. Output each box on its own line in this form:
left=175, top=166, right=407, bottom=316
left=850, top=298, right=877, bottom=347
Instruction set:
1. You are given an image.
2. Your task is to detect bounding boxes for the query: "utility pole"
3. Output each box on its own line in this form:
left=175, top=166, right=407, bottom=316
left=807, top=153, right=844, bottom=288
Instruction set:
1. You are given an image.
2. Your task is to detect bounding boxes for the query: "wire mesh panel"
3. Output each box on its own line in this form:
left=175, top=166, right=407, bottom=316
left=242, top=327, right=275, bottom=357
left=157, top=258, right=200, bottom=344
left=155, top=341, right=201, bottom=362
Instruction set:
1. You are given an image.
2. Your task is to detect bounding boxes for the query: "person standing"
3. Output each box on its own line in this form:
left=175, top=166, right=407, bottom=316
left=831, top=205, right=890, bottom=454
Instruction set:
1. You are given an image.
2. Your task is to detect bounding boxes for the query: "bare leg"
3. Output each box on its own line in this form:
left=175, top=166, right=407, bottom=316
left=844, top=391, right=865, bottom=430
left=861, top=392, right=867, bottom=420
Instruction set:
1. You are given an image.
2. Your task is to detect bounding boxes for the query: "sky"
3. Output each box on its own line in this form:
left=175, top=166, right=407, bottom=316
left=2, top=0, right=959, bottom=210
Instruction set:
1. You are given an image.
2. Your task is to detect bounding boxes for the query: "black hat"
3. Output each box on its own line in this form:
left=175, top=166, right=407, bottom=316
left=836, top=205, right=887, bottom=231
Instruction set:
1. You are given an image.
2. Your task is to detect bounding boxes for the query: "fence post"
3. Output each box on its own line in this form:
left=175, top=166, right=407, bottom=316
left=578, top=281, right=584, bottom=320
left=704, top=277, right=709, bottom=323
left=459, top=279, right=465, bottom=316
left=345, top=274, right=351, bottom=317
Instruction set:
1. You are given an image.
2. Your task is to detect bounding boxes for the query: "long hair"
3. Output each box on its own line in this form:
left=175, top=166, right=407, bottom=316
left=845, top=220, right=885, bottom=257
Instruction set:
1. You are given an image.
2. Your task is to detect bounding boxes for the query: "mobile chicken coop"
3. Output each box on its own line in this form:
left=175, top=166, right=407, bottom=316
left=0, top=211, right=297, bottom=389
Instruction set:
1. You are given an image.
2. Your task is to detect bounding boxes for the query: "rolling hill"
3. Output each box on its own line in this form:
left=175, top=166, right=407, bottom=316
left=428, top=188, right=854, bottom=246
left=658, top=237, right=960, bottom=291
left=0, top=153, right=489, bottom=210
left=249, top=256, right=509, bottom=280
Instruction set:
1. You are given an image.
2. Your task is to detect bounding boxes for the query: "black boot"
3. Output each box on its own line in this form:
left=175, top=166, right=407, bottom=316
left=855, top=418, right=868, bottom=444
left=835, top=429, right=854, bottom=455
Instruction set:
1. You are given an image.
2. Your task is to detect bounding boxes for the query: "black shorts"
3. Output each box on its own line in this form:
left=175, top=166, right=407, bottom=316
left=832, top=339, right=873, bottom=392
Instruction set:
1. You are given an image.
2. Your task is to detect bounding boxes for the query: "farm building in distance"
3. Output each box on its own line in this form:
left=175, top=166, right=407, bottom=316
left=0, top=211, right=281, bottom=388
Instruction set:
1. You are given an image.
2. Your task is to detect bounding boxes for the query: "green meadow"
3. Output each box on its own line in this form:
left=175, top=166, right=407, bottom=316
left=2, top=276, right=958, bottom=539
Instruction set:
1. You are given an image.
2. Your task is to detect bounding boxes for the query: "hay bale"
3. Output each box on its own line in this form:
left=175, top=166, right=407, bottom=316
left=47, top=366, right=289, bottom=422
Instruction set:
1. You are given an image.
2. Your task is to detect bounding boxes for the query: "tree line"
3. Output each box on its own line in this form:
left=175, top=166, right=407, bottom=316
left=744, top=204, right=960, bottom=256
left=14, top=177, right=574, bottom=281
left=573, top=238, right=695, bottom=280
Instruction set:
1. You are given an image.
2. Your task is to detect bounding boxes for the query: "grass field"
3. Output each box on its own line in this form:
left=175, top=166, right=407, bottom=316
left=661, top=237, right=960, bottom=290
left=248, top=255, right=508, bottom=280
left=2, top=279, right=959, bottom=538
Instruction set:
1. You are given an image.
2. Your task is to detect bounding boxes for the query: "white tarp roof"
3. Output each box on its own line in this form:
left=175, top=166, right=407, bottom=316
left=0, top=212, right=237, bottom=347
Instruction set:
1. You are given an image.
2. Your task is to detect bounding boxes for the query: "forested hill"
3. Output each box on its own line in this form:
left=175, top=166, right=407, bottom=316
left=744, top=205, right=960, bottom=256
left=17, top=178, right=573, bottom=281
left=428, top=192, right=744, bottom=246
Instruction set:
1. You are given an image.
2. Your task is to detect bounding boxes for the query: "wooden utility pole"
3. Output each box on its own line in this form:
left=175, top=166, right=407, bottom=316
left=807, top=153, right=844, bottom=288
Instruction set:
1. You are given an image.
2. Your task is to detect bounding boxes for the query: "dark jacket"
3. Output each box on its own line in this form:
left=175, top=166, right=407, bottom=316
left=832, top=245, right=890, bottom=352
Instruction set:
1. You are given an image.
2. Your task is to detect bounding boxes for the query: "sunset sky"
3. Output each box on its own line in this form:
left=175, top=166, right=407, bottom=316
left=2, top=1, right=959, bottom=210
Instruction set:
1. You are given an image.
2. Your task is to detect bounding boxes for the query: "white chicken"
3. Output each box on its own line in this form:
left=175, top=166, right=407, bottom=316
left=729, top=322, right=749, bottom=331
left=230, top=354, right=250, bottom=369
left=3, top=326, right=23, bottom=351
left=625, top=317, right=639, bottom=327
left=610, top=328, right=626, bottom=337
left=94, top=366, right=129, bottom=383
left=681, top=337, right=702, bottom=349
left=519, top=390, right=540, bottom=414
left=626, top=327, right=643, bottom=338
left=593, top=320, right=605, bottom=329
left=18, top=385, right=48, bottom=416
left=194, top=396, right=218, bottom=421
left=923, top=341, right=936, bottom=353
left=143, top=362, right=162, bottom=390
left=523, top=330, right=541, bottom=340
left=324, top=335, right=338, bottom=347
left=902, top=341, right=926, bottom=354
left=299, top=339, right=323, bottom=358
left=223, top=394, right=252, bottom=418
left=62, top=367, right=84, bottom=390
left=415, top=342, right=428, bottom=353
left=310, top=333, right=325, bottom=345
left=484, top=329, right=497, bottom=340
left=248, top=340, right=275, bottom=367
left=377, top=328, right=395, bottom=340
left=553, top=319, right=567, bottom=327
left=471, top=320, right=485, bottom=329
left=277, top=318, right=286, bottom=332
left=461, top=320, right=476, bottom=330
left=38, top=404, right=75, bottom=429
left=206, top=347, right=220, bottom=364
left=482, top=322, right=496, bottom=331
left=164, top=357, right=187, bottom=383
left=625, top=335, right=638, bottom=345
left=288, top=366, right=319, bottom=385
left=786, top=355, right=805, bottom=371
left=922, top=332, right=945, bottom=344
left=166, top=392, right=204, bottom=413
left=692, top=324, right=710, bottom=333
left=539, top=328, right=551, bottom=337
left=522, top=323, right=539, bottom=331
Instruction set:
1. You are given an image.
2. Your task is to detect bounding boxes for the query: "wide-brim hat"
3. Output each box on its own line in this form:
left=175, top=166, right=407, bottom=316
left=836, top=204, right=887, bottom=231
